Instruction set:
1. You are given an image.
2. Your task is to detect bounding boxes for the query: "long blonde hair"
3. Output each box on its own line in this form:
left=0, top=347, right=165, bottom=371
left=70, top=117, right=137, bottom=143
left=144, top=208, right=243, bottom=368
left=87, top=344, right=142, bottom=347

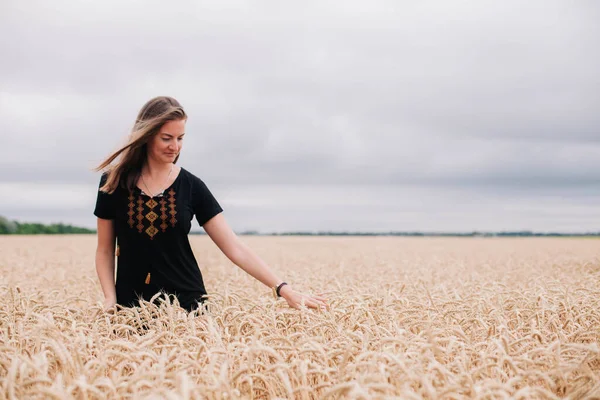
left=94, top=96, right=187, bottom=194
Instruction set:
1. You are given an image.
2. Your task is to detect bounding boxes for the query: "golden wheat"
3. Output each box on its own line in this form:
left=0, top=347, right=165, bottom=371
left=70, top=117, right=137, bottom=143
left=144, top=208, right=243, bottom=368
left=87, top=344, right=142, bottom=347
left=0, top=235, right=599, bottom=399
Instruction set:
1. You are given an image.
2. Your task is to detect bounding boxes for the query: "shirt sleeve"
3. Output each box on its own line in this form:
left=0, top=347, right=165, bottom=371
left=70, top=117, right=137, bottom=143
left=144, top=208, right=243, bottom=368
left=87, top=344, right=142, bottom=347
left=93, top=173, right=116, bottom=220
left=192, top=177, right=223, bottom=226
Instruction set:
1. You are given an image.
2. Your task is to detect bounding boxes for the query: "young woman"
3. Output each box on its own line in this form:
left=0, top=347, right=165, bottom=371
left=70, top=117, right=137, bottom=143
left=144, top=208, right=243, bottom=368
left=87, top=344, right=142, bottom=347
left=94, top=96, right=328, bottom=313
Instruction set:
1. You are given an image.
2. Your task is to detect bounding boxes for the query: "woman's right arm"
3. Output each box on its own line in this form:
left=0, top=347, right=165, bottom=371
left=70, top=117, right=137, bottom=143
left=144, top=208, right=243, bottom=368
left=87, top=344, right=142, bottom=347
left=96, top=217, right=117, bottom=309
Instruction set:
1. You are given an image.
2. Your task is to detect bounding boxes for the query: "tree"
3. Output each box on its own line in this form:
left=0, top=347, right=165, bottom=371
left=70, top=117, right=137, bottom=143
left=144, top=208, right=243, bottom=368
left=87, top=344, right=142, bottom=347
left=0, top=215, right=18, bottom=234
left=0, top=215, right=95, bottom=234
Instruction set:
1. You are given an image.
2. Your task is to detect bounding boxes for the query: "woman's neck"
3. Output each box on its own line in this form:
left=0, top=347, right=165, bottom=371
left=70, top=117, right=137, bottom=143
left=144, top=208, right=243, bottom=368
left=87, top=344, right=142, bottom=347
left=142, top=159, right=174, bottom=179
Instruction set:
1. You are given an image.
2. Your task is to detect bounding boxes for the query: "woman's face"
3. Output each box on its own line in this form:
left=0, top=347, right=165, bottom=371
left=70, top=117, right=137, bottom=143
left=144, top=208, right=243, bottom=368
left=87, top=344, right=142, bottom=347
left=147, top=119, right=186, bottom=164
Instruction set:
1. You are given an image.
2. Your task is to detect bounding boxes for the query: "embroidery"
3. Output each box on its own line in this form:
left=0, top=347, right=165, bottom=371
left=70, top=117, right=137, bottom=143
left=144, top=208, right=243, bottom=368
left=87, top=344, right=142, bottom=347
left=159, top=197, right=168, bottom=232
left=146, top=211, right=158, bottom=222
left=168, top=188, right=177, bottom=227
left=127, top=188, right=178, bottom=239
left=146, top=198, right=158, bottom=209
left=136, top=198, right=144, bottom=233
left=145, top=198, right=159, bottom=239
left=146, top=225, right=159, bottom=238
left=127, top=193, right=135, bottom=228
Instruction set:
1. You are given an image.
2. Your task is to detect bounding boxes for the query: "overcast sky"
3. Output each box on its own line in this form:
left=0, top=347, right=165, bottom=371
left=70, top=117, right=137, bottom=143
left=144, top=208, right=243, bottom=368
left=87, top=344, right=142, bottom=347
left=1, top=1, right=598, bottom=233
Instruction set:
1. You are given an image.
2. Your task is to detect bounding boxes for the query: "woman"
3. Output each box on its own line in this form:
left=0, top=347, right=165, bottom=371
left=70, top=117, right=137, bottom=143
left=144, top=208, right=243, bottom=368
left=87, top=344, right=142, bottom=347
left=93, top=96, right=328, bottom=313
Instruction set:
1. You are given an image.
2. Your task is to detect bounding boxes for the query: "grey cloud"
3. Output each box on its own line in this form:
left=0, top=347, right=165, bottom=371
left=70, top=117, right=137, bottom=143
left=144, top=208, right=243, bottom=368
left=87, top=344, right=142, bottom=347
left=1, top=0, right=599, bottom=230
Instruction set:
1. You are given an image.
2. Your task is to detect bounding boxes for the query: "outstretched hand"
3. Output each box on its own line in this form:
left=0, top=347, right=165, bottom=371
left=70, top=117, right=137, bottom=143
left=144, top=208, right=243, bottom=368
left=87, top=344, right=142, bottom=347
left=279, top=285, right=329, bottom=311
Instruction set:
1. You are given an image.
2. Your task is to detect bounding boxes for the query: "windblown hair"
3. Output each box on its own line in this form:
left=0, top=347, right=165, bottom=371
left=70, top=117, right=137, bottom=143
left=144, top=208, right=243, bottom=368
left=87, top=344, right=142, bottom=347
left=94, top=96, right=187, bottom=194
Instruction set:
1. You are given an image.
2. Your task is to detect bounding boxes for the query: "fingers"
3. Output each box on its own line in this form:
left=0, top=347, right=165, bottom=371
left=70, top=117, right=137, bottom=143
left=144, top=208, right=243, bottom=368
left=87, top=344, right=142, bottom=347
left=291, top=302, right=327, bottom=311
left=103, top=301, right=117, bottom=314
left=302, top=298, right=329, bottom=311
left=285, top=291, right=330, bottom=311
left=309, top=295, right=329, bottom=306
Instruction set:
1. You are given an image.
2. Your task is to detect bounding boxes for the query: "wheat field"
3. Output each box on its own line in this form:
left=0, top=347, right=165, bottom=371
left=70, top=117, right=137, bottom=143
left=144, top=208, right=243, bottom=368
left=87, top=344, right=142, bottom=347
left=0, top=235, right=599, bottom=399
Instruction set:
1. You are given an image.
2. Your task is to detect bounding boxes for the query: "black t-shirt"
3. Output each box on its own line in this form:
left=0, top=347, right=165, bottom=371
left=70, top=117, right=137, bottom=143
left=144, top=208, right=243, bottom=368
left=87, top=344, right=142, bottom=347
left=93, top=167, right=223, bottom=311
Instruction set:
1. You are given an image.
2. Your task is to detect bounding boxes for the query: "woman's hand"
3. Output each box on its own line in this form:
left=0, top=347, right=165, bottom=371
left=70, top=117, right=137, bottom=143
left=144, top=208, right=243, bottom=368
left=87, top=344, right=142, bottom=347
left=103, top=296, right=117, bottom=312
left=279, top=285, right=329, bottom=311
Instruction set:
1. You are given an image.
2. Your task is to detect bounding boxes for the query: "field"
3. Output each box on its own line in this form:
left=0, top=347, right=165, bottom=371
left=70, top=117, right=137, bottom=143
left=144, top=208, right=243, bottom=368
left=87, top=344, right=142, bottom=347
left=1, top=235, right=599, bottom=399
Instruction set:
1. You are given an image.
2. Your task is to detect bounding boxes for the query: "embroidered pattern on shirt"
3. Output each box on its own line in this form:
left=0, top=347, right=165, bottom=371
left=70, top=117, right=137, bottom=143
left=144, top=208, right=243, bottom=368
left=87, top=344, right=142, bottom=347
left=136, top=197, right=144, bottom=233
left=168, top=188, right=177, bottom=226
left=145, top=198, right=159, bottom=238
left=159, top=197, right=168, bottom=232
left=128, top=189, right=178, bottom=239
left=127, top=193, right=136, bottom=228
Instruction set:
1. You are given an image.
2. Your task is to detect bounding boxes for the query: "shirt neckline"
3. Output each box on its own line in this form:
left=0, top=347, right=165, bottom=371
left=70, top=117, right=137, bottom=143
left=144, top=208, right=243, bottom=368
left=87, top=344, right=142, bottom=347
left=135, top=166, right=184, bottom=198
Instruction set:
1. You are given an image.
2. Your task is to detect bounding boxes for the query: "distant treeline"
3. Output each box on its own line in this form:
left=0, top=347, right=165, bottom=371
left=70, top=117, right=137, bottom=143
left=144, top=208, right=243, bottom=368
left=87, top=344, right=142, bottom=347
left=193, top=230, right=600, bottom=237
left=0, top=216, right=95, bottom=234
left=1, top=216, right=597, bottom=236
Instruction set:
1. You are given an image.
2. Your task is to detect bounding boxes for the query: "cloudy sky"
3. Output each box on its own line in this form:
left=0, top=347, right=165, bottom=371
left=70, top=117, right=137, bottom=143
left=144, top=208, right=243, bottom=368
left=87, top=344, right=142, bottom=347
left=1, top=1, right=598, bottom=233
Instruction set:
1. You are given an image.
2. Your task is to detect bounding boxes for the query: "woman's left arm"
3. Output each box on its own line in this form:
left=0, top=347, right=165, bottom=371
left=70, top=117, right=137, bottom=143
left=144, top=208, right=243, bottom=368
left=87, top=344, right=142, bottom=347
left=202, top=213, right=328, bottom=310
